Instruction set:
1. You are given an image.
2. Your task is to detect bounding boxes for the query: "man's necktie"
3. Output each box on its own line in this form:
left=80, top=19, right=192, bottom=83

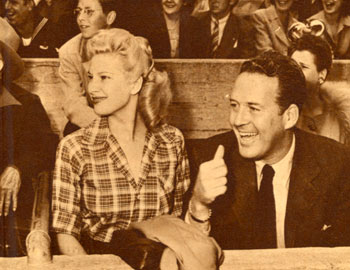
left=256, top=164, right=276, bottom=248
left=211, top=19, right=219, bottom=57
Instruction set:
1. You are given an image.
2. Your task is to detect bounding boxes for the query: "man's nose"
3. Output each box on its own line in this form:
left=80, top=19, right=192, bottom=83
left=234, top=108, right=250, bottom=126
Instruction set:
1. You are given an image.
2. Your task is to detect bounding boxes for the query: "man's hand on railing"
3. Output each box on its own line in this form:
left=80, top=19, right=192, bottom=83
left=0, top=166, right=21, bottom=216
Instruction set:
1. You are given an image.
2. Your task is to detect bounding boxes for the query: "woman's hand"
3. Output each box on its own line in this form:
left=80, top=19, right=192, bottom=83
left=0, top=166, right=21, bottom=216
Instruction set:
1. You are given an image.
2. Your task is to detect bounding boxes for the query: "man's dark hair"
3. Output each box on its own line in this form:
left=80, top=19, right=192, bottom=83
left=240, top=50, right=307, bottom=113
left=288, top=34, right=333, bottom=73
left=98, top=0, right=119, bottom=15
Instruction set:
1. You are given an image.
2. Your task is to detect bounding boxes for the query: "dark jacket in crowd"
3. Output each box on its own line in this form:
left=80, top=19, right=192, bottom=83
left=191, top=12, right=256, bottom=59
left=135, top=4, right=196, bottom=58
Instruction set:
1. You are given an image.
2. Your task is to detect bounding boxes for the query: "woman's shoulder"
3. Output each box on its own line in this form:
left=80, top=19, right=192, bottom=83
left=154, top=124, right=185, bottom=145
left=59, top=128, right=86, bottom=150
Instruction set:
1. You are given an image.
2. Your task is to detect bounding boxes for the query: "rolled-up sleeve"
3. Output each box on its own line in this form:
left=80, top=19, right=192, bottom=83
left=52, top=138, right=84, bottom=238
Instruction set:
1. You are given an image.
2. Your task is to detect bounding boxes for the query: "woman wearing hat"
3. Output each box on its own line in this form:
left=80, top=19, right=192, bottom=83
left=0, top=26, right=58, bottom=256
left=52, top=29, right=190, bottom=264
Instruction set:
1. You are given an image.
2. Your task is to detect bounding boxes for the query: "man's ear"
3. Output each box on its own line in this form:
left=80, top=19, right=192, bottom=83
left=106, top=11, right=116, bottom=27
left=0, top=59, right=3, bottom=73
left=318, top=68, right=327, bottom=85
left=282, top=104, right=299, bottom=130
left=130, top=77, right=143, bottom=95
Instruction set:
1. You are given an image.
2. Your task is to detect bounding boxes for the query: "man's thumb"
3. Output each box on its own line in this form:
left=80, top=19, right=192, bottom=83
left=213, top=145, right=225, bottom=160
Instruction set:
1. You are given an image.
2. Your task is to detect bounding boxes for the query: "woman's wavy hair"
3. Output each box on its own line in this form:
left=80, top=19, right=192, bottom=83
left=85, top=28, right=172, bottom=130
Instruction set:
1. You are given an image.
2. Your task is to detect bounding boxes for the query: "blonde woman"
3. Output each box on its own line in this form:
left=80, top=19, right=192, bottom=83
left=52, top=28, right=190, bottom=258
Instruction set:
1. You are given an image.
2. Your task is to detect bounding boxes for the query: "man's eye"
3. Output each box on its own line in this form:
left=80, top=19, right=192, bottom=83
left=87, top=74, right=93, bottom=80
left=250, top=107, right=260, bottom=112
left=101, top=75, right=110, bottom=80
left=230, top=103, right=238, bottom=108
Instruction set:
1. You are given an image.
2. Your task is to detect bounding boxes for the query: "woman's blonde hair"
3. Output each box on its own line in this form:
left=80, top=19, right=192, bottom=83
left=86, top=28, right=172, bottom=130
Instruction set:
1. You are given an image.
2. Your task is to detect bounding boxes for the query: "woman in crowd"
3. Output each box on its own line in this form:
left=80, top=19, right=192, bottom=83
left=289, top=34, right=350, bottom=145
left=52, top=28, right=190, bottom=258
left=58, top=0, right=118, bottom=136
left=308, top=0, right=350, bottom=59
left=252, top=0, right=300, bottom=55
left=136, top=0, right=195, bottom=58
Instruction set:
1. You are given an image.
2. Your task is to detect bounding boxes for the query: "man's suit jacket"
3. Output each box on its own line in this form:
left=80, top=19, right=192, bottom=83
left=136, top=6, right=195, bottom=58
left=252, top=5, right=299, bottom=55
left=192, top=12, right=256, bottom=59
left=188, top=129, right=350, bottom=249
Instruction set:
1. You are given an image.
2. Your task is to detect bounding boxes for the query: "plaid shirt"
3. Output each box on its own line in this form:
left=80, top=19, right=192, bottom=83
left=52, top=117, right=190, bottom=242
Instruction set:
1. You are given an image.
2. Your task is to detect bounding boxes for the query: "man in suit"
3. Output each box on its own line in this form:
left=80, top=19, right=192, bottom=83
left=4, top=0, right=72, bottom=57
left=192, top=0, right=255, bottom=58
left=187, top=50, right=350, bottom=249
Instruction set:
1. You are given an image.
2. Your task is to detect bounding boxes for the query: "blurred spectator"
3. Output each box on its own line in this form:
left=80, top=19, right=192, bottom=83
left=0, top=18, right=58, bottom=256
left=4, top=0, right=71, bottom=57
left=289, top=34, right=350, bottom=145
left=58, top=0, right=118, bottom=135
left=252, top=0, right=300, bottom=55
left=136, top=0, right=196, bottom=58
left=35, top=0, right=79, bottom=41
left=308, top=0, right=350, bottom=59
left=192, top=0, right=256, bottom=58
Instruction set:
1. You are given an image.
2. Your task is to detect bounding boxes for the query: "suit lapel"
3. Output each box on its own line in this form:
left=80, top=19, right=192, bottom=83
left=216, top=14, right=239, bottom=57
left=267, top=6, right=290, bottom=47
left=229, top=147, right=258, bottom=238
left=285, top=130, right=321, bottom=247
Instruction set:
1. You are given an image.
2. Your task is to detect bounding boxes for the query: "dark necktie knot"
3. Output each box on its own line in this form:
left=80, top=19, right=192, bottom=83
left=262, top=164, right=275, bottom=183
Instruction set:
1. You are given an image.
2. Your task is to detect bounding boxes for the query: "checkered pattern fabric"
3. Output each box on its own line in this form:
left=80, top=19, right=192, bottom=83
left=52, top=117, right=190, bottom=243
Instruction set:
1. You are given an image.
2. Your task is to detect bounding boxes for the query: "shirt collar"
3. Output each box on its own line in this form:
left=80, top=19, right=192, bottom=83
left=82, top=116, right=175, bottom=146
left=211, top=12, right=230, bottom=25
left=0, top=86, right=21, bottom=107
left=255, top=134, right=295, bottom=188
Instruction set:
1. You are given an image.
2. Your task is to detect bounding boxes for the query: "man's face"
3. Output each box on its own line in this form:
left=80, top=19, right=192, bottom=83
left=5, top=0, right=32, bottom=27
left=229, top=72, right=290, bottom=164
left=209, top=0, right=232, bottom=19
left=291, top=50, right=320, bottom=95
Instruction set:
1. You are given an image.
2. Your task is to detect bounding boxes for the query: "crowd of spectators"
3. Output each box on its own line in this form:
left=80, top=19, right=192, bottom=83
left=0, top=0, right=349, bottom=59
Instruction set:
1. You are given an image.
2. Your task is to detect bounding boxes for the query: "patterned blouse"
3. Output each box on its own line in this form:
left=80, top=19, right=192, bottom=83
left=52, top=117, right=190, bottom=242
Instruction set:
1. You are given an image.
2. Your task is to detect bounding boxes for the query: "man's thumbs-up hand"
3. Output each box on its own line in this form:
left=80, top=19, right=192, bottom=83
left=191, top=145, right=228, bottom=214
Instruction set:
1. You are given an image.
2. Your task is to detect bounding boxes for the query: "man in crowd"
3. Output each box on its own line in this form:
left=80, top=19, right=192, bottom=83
left=187, top=50, right=350, bottom=249
left=192, top=0, right=255, bottom=58
left=0, top=19, right=58, bottom=256
left=4, top=0, right=74, bottom=57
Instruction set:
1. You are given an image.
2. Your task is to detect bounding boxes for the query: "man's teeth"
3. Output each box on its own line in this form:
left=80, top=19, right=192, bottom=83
left=240, top=132, right=258, bottom=138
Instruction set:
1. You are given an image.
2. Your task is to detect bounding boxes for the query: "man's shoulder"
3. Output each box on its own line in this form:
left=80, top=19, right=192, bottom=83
left=295, top=129, right=350, bottom=162
left=59, top=33, right=82, bottom=54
